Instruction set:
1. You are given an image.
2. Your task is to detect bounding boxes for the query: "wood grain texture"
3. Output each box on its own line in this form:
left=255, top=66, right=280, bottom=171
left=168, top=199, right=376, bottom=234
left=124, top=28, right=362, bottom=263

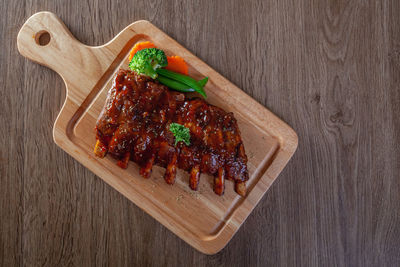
left=16, top=11, right=297, bottom=254
left=2, top=0, right=400, bottom=266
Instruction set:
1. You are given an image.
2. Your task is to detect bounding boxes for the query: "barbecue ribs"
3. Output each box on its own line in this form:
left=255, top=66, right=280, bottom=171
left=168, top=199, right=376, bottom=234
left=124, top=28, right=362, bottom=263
left=94, top=69, right=249, bottom=196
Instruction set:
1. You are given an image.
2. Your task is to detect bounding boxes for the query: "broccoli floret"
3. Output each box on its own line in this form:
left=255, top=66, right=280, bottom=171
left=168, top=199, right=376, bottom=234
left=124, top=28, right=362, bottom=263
left=129, top=48, right=168, bottom=79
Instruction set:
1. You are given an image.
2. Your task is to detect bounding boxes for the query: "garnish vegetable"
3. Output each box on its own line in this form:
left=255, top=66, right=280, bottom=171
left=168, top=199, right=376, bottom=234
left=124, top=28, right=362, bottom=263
left=169, top=123, right=190, bottom=146
left=128, top=43, right=208, bottom=97
left=129, top=42, right=189, bottom=75
left=195, top=77, right=209, bottom=87
left=157, top=76, right=208, bottom=93
left=156, top=69, right=206, bottom=98
left=166, top=56, right=189, bottom=75
left=129, top=48, right=168, bottom=79
left=128, top=41, right=156, bottom=62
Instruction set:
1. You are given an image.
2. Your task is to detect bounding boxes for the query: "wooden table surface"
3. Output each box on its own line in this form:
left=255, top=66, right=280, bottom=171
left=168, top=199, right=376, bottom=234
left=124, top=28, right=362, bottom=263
left=1, top=1, right=399, bottom=266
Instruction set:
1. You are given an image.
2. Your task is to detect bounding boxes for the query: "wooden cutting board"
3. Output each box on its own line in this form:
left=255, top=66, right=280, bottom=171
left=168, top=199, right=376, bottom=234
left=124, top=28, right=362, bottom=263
left=17, top=11, right=298, bottom=254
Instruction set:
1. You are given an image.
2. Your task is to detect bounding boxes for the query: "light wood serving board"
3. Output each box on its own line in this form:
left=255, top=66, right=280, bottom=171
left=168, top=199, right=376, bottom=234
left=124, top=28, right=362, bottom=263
left=17, top=12, right=298, bottom=254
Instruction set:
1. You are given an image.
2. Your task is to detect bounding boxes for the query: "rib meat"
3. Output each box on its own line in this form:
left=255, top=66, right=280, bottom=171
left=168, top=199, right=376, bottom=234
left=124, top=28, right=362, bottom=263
left=95, top=69, right=249, bottom=196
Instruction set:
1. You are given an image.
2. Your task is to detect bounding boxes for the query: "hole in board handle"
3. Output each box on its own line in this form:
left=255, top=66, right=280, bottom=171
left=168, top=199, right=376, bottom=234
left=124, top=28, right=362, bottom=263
left=35, top=31, right=51, bottom=46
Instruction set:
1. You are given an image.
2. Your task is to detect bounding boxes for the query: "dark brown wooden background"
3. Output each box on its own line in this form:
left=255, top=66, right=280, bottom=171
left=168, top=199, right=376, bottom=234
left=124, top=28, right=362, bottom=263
left=1, top=0, right=400, bottom=266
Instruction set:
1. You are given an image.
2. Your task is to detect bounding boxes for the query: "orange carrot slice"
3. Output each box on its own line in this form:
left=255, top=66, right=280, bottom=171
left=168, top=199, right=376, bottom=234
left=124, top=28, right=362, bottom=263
left=128, top=41, right=156, bottom=62
left=165, top=56, right=189, bottom=75
left=128, top=42, right=189, bottom=75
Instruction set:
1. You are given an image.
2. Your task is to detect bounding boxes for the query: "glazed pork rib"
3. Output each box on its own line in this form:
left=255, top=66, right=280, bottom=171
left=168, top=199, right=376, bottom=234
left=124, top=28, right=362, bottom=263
left=94, top=69, right=249, bottom=196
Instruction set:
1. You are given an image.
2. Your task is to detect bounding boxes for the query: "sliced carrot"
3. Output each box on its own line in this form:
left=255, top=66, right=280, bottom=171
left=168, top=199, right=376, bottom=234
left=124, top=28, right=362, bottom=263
left=128, top=41, right=156, bottom=62
left=128, top=42, right=189, bottom=75
left=165, top=56, right=189, bottom=75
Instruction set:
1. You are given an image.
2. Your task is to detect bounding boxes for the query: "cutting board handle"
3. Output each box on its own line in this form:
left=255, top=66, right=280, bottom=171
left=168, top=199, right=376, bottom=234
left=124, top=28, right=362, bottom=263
left=17, top=12, right=119, bottom=105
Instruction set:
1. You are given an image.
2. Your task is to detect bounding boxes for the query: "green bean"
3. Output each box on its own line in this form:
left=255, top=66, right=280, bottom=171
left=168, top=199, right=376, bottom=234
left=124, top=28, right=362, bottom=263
left=156, top=68, right=207, bottom=98
left=198, top=77, right=208, bottom=87
left=157, top=75, right=208, bottom=94
left=157, top=76, right=194, bottom=92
